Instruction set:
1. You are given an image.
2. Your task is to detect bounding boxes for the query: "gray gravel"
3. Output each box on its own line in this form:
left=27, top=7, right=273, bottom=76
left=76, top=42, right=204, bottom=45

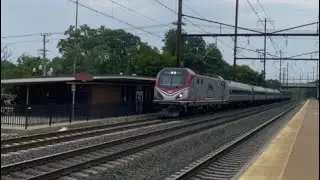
left=1, top=120, right=181, bottom=166
left=1, top=106, right=258, bottom=166
left=1, top=113, right=159, bottom=137
left=190, top=103, right=302, bottom=180
left=1, top=133, right=19, bottom=140
left=88, top=103, right=294, bottom=180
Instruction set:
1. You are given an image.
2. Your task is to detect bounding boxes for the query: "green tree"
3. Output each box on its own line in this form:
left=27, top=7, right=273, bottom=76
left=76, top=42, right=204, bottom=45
left=57, top=25, right=142, bottom=75
left=1, top=55, right=45, bottom=79
left=128, top=43, right=175, bottom=76
left=162, top=28, right=227, bottom=75
left=1, top=44, right=12, bottom=62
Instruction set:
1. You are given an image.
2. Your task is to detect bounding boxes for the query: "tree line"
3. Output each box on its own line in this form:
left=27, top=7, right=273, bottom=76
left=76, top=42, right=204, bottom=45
left=1, top=24, right=282, bottom=88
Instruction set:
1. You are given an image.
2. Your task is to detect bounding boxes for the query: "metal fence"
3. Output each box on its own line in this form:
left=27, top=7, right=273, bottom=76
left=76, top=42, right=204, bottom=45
left=1, top=102, right=157, bottom=129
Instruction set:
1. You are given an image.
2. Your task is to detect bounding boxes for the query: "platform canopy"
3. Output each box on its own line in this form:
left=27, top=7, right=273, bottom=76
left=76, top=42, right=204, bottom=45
left=1, top=73, right=155, bottom=85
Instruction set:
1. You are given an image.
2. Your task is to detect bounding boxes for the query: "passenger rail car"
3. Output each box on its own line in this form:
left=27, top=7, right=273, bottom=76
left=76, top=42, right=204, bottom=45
left=228, top=81, right=253, bottom=104
left=279, top=89, right=293, bottom=100
left=153, top=67, right=292, bottom=116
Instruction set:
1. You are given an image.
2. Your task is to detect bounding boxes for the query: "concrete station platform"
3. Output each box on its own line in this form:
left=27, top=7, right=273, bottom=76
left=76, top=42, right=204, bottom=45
left=238, top=99, right=319, bottom=180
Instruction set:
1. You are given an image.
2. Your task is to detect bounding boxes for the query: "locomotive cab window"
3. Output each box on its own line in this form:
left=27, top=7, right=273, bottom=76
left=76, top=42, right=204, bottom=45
left=158, top=69, right=187, bottom=89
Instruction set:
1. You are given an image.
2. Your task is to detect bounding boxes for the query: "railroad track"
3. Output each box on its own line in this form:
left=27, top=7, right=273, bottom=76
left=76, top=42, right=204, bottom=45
left=1, top=117, right=171, bottom=154
left=165, top=101, right=301, bottom=180
left=1, top=102, right=285, bottom=154
left=1, top=101, right=291, bottom=180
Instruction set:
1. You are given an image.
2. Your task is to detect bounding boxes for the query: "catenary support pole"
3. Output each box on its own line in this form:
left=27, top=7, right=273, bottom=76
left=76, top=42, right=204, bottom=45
left=176, top=0, right=183, bottom=67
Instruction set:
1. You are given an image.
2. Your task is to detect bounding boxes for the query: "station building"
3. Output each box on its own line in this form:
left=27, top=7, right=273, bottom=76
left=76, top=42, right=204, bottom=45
left=1, top=73, right=156, bottom=127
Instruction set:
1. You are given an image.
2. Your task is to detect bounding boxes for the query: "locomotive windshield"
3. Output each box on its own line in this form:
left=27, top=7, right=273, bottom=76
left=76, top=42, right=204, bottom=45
left=158, top=69, right=186, bottom=89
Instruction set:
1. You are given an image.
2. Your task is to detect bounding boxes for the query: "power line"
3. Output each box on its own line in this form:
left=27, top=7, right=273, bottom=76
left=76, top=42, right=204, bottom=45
left=158, top=0, right=319, bottom=82
left=160, top=1, right=280, bottom=78
left=183, top=4, right=245, bottom=63
left=256, top=0, right=287, bottom=44
left=1, top=32, right=64, bottom=39
left=65, top=0, right=163, bottom=39
left=3, top=30, right=177, bottom=47
left=157, top=0, right=254, bottom=68
left=1, top=24, right=173, bottom=41
left=287, top=51, right=319, bottom=58
left=181, top=13, right=283, bottom=77
left=5, top=39, right=45, bottom=45
left=155, top=0, right=280, bottom=69
left=182, top=14, right=263, bottom=33
left=184, top=33, right=319, bottom=37
left=246, top=0, right=280, bottom=52
left=107, top=0, right=163, bottom=24
left=152, top=0, right=176, bottom=14
left=237, top=57, right=318, bottom=61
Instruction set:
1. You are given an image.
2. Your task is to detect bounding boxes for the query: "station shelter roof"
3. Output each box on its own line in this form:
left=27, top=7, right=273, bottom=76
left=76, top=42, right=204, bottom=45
left=1, top=73, right=156, bottom=85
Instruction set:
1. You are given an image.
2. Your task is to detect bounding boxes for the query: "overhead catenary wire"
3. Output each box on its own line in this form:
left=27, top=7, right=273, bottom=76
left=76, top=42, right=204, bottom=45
left=3, top=30, right=174, bottom=46
left=106, top=0, right=163, bottom=25
left=181, top=1, right=317, bottom=81
left=246, top=0, right=280, bottom=52
left=65, top=0, right=163, bottom=39
left=1, top=32, right=64, bottom=39
left=182, top=3, right=280, bottom=66
left=1, top=23, right=174, bottom=41
left=153, top=0, right=255, bottom=60
left=181, top=4, right=283, bottom=60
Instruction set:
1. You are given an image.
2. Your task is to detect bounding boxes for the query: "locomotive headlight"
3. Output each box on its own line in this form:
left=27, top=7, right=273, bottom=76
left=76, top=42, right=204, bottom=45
left=175, top=93, right=183, bottom=100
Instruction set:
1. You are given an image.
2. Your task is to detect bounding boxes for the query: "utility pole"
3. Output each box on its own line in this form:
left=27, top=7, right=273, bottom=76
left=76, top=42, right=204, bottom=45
left=282, top=67, right=286, bottom=88
left=317, top=58, right=319, bottom=80
left=176, top=0, right=183, bottom=67
left=73, top=0, right=79, bottom=76
left=286, top=62, right=289, bottom=86
left=75, top=0, right=79, bottom=29
left=317, top=12, right=319, bottom=34
left=257, top=18, right=270, bottom=80
left=263, top=18, right=267, bottom=80
left=300, top=74, right=302, bottom=83
left=233, top=0, right=239, bottom=68
left=39, top=33, right=51, bottom=76
left=313, top=66, right=315, bottom=82
left=279, top=50, right=283, bottom=83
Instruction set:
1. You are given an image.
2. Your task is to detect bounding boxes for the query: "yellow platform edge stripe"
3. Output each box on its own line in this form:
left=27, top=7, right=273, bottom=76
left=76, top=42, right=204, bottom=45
left=237, top=100, right=309, bottom=180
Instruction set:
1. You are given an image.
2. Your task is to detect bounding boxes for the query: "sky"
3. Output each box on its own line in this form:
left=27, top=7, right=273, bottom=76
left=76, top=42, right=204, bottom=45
left=1, top=0, right=319, bottom=82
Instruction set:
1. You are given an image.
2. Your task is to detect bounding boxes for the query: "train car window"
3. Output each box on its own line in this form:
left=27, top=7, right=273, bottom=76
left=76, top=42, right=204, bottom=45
left=197, top=79, right=200, bottom=84
left=201, top=79, right=203, bottom=84
left=230, top=89, right=250, bottom=94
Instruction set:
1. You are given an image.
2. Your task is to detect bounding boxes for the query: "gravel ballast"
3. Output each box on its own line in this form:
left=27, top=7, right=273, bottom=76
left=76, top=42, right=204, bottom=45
left=1, top=120, right=181, bottom=166
left=87, top=103, right=296, bottom=180
left=1, top=113, right=159, bottom=136
left=189, top=103, right=302, bottom=180
left=1, top=105, right=267, bottom=166
left=1, top=133, right=19, bottom=140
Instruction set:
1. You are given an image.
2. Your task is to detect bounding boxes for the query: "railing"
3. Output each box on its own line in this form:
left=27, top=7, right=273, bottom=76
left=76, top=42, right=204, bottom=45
left=1, top=102, right=157, bottom=129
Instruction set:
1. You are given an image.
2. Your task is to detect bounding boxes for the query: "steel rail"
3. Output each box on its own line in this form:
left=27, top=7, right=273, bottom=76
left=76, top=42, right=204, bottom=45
left=1, top=102, right=291, bottom=180
left=166, top=102, right=301, bottom=180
